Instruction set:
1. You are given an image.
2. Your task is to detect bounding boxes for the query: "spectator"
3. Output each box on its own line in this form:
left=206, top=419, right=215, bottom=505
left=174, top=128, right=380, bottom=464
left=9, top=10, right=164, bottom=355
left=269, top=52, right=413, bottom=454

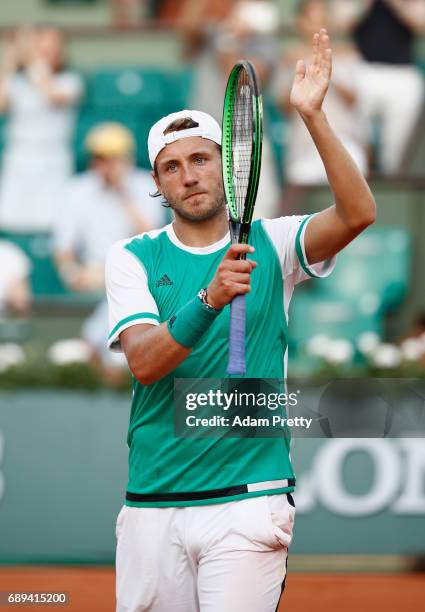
left=330, top=0, right=425, bottom=173
left=0, top=240, right=31, bottom=314
left=274, top=0, right=368, bottom=203
left=54, top=122, right=167, bottom=379
left=178, top=0, right=282, bottom=218
left=0, top=26, right=83, bottom=233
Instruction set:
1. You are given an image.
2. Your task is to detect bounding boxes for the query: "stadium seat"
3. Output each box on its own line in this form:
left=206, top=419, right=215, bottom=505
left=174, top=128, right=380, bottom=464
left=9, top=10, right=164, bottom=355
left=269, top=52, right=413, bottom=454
left=74, top=68, right=194, bottom=171
left=288, top=290, right=382, bottom=350
left=74, top=105, right=174, bottom=170
left=84, top=68, right=193, bottom=114
left=314, top=226, right=411, bottom=312
left=0, top=232, right=103, bottom=311
left=85, top=68, right=164, bottom=109
left=0, top=232, right=66, bottom=296
left=74, top=107, right=143, bottom=170
left=287, top=289, right=383, bottom=373
left=161, top=69, right=194, bottom=112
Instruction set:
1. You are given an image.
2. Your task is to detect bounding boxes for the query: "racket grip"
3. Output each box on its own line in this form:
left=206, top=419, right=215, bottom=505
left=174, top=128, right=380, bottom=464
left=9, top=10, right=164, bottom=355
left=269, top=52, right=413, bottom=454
left=226, top=294, right=246, bottom=376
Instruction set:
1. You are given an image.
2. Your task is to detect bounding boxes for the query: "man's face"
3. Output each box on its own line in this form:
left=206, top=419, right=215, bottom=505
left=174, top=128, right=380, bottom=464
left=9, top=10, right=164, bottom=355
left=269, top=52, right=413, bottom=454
left=92, top=155, right=129, bottom=188
left=298, top=0, right=327, bottom=39
left=153, top=137, right=225, bottom=222
left=35, top=28, right=64, bottom=71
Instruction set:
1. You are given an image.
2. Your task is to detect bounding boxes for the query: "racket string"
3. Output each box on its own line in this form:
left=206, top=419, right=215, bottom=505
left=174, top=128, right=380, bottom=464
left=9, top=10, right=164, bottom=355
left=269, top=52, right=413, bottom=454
left=232, top=70, right=253, bottom=221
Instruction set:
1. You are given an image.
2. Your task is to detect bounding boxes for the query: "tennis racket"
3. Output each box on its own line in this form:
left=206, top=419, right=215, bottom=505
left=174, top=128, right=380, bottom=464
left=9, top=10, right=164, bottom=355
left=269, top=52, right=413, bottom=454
left=222, top=60, right=263, bottom=376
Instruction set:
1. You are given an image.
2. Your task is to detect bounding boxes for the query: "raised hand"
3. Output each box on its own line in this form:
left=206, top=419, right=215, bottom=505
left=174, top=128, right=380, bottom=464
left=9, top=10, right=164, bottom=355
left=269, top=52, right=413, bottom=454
left=290, top=28, right=332, bottom=119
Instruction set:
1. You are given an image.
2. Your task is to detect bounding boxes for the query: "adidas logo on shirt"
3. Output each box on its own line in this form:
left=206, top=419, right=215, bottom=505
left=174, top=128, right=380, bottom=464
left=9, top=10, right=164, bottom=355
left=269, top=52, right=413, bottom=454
left=156, top=274, right=173, bottom=287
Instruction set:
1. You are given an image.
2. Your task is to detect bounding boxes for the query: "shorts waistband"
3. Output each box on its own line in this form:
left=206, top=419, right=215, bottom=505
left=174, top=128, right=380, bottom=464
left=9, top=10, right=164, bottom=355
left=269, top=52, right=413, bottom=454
left=126, top=478, right=295, bottom=503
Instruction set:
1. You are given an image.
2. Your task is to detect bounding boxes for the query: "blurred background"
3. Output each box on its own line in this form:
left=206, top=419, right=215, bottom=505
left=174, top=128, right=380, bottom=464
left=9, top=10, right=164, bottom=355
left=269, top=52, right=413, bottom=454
left=0, top=1, right=424, bottom=611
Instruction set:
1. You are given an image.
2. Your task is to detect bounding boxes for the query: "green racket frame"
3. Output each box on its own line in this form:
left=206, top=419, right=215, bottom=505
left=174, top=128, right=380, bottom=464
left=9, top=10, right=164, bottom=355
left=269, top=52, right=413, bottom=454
left=222, top=61, right=263, bottom=376
left=222, top=61, right=263, bottom=244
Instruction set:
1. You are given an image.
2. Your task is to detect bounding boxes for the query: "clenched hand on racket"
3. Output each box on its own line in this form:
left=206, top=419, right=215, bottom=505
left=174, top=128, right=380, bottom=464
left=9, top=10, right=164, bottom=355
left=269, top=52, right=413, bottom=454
left=207, top=243, right=257, bottom=311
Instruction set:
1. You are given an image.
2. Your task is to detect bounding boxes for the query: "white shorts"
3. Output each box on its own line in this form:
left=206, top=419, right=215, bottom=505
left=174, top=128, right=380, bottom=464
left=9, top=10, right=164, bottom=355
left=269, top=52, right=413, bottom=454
left=115, top=493, right=296, bottom=612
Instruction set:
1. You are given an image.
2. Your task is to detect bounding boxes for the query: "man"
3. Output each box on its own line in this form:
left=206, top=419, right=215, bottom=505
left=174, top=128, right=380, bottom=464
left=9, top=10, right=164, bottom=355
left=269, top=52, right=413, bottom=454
left=178, top=0, right=281, bottom=217
left=106, top=30, right=375, bottom=611
left=275, top=0, right=368, bottom=186
left=330, top=0, right=425, bottom=173
left=55, top=122, right=166, bottom=378
left=0, top=25, right=83, bottom=232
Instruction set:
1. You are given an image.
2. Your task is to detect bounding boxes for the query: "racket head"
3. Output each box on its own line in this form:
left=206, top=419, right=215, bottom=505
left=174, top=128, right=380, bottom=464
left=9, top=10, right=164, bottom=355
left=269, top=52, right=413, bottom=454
left=222, top=60, right=263, bottom=240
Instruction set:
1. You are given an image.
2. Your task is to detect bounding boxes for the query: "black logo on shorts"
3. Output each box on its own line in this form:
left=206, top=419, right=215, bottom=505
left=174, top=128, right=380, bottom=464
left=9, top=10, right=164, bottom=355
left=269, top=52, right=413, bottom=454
left=156, top=274, right=173, bottom=287
left=169, top=316, right=176, bottom=328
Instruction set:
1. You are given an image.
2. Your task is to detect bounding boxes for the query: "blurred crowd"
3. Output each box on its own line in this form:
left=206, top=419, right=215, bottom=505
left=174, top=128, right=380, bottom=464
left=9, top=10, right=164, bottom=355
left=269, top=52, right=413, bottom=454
left=0, top=0, right=425, bottom=379
left=0, top=24, right=168, bottom=379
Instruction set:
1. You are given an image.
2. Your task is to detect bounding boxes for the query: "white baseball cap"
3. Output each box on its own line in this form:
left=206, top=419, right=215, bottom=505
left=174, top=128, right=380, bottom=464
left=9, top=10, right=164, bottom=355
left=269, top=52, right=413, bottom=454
left=148, top=109, right=222, bottom=168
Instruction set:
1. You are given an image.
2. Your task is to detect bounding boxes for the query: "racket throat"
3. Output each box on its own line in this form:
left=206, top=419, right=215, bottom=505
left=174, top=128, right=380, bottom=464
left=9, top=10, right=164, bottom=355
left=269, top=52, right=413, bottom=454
left=229, top=221, right=252, bottom=245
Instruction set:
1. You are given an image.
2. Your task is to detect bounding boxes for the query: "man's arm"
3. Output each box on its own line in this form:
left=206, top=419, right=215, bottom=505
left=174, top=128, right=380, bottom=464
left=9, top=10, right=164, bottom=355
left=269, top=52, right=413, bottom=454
left=119, top=197, right=153, bottom=235
left=53, top=183, right=104, bottom=292
left=55, top=251, right=104, bottom=292
left=289, top=29, right=376, bottom=265
left=177, top=0, right=212, bottom=59
left=119, top=243, right=256, bottom=385
left=331, top=0, right=425, bottom=35
left=6, top=277, right=32, bottom=314
left=120, top=322, right=191, bottom=385
left=329, top=0, right=373, bottom=33
left=27, top=62, right=83, bottom=107
left=384, top=0, right=425, bottom=33
left=108, top=164, right=155, bottom=235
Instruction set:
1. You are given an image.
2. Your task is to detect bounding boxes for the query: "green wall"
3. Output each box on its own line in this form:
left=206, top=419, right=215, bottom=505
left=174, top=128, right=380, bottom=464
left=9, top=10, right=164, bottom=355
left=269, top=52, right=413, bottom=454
left=0, top=0, right=109, bottom=27
left=0, top=0, right=296, bottom=29
left=0, top=391, right=424, bottom=563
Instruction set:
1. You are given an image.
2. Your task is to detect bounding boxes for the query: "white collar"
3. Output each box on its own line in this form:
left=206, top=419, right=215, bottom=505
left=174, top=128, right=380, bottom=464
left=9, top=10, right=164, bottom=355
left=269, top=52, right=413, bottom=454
left=166, top=223, right=230, bottom=255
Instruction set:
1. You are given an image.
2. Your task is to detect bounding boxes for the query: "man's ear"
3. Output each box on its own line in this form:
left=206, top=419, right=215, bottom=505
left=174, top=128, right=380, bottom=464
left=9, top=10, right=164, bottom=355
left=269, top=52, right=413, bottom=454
left=151, top=170, right=162, bottom=195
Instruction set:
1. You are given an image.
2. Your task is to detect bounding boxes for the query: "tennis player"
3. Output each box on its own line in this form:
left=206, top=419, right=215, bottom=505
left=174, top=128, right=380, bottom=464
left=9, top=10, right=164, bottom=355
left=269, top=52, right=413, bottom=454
left=106, top=30, right=375, bottom=612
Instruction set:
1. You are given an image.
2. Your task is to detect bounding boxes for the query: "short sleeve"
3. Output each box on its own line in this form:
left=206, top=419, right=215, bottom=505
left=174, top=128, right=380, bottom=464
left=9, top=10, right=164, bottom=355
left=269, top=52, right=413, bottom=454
left=105, top=240, right=160, bottom=352
left=262, top=214, right=336, bottom=284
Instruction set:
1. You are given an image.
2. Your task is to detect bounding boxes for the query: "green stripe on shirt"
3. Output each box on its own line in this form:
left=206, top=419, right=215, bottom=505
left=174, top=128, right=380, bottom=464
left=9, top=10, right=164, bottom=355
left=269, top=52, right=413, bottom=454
left=108, top=312, right=160, bottom=339
left=295, top=215, right=317, bottom=278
